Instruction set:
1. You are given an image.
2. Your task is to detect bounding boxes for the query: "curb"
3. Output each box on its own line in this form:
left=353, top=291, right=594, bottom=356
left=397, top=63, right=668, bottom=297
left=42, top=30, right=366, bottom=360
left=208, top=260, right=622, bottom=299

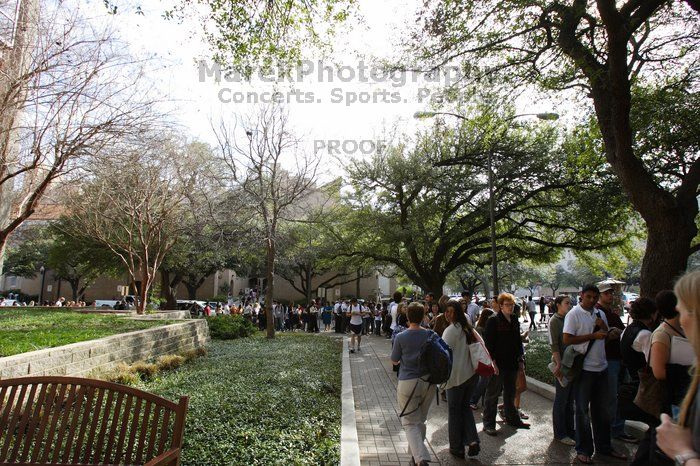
left=341, top=337, right=360, bottom=466
left=525, top=376, right=649, bottom=437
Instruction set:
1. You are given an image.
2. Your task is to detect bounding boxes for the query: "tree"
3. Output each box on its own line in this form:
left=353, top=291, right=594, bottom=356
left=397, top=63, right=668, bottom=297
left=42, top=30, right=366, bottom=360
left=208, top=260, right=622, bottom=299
left=63, top=136, right=193, bottom=313
left=404, top=0, right=700, bottom=296
left=2, top=228, right=53, bottom=278
left=337, top=110, right=628, bottom=296
left=276, top=218, right=369, bottom=304
left=46, top=224, right=121, bottom=301
left=0, top=4, right=156, bottom=274
left=213, top=105, right=320, bottom=338
left=164, top=0, right=356, bottom=76
left=543, top=265, right=569, bottom=296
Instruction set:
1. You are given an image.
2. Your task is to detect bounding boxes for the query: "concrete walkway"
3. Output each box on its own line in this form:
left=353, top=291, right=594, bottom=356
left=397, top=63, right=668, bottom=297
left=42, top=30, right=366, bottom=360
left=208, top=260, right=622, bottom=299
left=345, top=333, right=640, bottom=466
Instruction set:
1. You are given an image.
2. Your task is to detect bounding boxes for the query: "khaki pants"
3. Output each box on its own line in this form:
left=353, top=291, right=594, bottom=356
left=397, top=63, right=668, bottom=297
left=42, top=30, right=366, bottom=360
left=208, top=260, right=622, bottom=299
left=397, top=378, right=434, bottom=462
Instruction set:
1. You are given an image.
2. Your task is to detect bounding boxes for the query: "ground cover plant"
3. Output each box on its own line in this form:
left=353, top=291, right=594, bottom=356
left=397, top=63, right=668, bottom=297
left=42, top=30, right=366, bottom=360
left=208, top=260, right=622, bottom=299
left=0, top=308, right=173, bottom=357
left=525, top=335, right=555, bottom=386
left=138, top=333, right=342, bottom=465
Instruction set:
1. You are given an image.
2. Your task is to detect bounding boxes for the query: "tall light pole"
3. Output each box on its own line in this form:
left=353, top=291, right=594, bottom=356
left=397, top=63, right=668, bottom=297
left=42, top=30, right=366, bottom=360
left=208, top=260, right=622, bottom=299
left=39, top=265, right=46, bottom=305
left=414, top=110, right=559, bottom=296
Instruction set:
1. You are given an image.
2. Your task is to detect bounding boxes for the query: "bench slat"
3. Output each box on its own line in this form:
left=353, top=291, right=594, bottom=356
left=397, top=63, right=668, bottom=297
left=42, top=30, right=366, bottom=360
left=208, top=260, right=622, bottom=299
left=134, top=400, right=152, bottom=465
left=81, top=387, right=105, bottom=464
left=144, top=404, right=161, bottom=461
left=92, top=388, right=115, bottom=462
left=157, top=408, right=171, bottom=456
left=60, top=384, right=88, bottom=464
left=18, top=382, right=50, bottom=462
left=102, top=390, right=125, bottom=463
left=50, top=383, right=79, bottom=464
left=10, top=383, right=40, bottom=462
left=70, top=385, right=96, bottom=465
left=113, top=393, right=134, bottom=464
left=124, top=396, right=143, bottom=464
left=29, top=383, right=58, bottom=463
left=1, top=383, right=30, bottom=462
left=0, top=385, right=17, bottom=457
left=38, top=384, right=67, bottom=463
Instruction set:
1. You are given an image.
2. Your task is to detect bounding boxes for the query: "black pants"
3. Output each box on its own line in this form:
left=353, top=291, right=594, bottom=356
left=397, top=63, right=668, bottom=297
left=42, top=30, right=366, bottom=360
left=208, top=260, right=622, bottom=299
left=483, top=369, right=519, bottom=429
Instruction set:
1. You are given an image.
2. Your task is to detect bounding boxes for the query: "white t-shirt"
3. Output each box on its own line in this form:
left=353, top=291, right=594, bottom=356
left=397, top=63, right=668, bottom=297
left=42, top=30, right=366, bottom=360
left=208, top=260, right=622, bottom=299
left=562, top=304, right=609, bottom=372
left=348, top=305, right=363, bottom=325
left=389, top=302, right=399, bottom=330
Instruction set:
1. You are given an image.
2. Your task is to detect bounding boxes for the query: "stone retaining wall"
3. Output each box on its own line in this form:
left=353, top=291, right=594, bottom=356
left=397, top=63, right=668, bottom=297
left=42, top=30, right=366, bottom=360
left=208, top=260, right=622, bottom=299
left=0, top=320, right=209, bottom=379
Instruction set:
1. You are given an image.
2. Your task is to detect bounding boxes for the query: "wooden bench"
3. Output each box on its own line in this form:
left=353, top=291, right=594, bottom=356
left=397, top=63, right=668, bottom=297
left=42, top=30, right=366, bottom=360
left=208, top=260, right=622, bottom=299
left=0, top=376, right=188, bottom=465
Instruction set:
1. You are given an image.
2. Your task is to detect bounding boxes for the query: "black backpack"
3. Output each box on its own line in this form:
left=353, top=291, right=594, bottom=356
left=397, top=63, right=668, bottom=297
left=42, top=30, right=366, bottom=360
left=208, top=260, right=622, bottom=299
left=421, top=331, right=453, bottom=385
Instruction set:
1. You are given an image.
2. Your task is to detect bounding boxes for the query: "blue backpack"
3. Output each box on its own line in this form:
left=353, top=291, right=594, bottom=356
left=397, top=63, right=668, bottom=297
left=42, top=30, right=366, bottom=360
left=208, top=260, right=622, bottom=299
left=421, top=331, right=453, bottom=385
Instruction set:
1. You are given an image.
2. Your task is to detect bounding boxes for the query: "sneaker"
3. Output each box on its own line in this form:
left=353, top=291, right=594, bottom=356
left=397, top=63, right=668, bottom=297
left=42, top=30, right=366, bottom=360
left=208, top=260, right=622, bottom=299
left=600, top=448, right=627, bottom=460
left=449, top=449, right=464, bottom=458
left=519, top=410, right=529, bottom=420
left=469, top=403, right=478, bottom=410
left=484, top=428, right=498, bottom=436
left=614, top=433, right=639, bottom=444
left=498, top=407, right=506, bottom=421
left=556, top=436, right=576, bottom=446
left=349, top=348, right=355, bottom=353
left=467, top=442, right=480, bottom=457
left=507, top=421, right=530, bottom=429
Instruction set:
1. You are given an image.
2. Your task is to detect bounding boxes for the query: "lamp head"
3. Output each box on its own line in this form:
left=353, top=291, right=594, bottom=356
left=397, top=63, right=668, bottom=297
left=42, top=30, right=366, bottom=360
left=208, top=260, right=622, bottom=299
left=413, top=111, right=437, bottom=119
left=536, top=112, right=559, bottom=121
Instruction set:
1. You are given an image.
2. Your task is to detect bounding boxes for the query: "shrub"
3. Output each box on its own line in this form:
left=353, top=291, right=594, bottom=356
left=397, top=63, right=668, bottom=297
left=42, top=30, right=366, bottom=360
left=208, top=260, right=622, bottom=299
left=108, top=363, right=139, bottom=385
left=157, top=354, right=185, bottom=371
left=181, top=346, right=207, bottom=362
left=525, top=337, right=555, bottom=386
left=206, top=314, right=256, bottom=340
left=131, top=361, right=159, bottom=379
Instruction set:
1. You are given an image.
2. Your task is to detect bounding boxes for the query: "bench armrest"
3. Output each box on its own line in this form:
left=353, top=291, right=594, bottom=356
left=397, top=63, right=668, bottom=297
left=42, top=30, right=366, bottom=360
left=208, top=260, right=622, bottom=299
left=144, top=447, right=181, bottom=466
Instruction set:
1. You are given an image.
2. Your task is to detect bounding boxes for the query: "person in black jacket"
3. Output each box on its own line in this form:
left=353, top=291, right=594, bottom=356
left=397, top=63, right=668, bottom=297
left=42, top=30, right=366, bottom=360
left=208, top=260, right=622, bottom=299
left=482, top=292, right=529, bottom=435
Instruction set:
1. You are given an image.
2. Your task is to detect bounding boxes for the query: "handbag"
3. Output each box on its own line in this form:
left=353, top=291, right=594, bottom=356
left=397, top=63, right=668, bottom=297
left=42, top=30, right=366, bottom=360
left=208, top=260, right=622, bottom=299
left=469, top=339, right=495, bottom=377
left=634, top=346, right=667, bottom=419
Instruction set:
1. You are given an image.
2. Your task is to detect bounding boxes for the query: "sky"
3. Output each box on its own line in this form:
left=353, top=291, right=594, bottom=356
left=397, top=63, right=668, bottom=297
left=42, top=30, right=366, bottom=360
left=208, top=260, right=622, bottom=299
left=86, top=0, right=563, bottom=180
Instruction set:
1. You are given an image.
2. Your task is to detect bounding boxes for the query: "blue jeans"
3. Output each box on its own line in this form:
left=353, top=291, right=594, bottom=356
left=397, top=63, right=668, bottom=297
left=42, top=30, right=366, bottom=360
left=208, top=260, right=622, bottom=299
left=552, top=377, right=575, bottom=440
left=607, top=359, right=625, bottom=437
left=447, top=376, right=479, bottom=452
left=470, top=375, right=490, bottom=406
left=575, top=369, right=612, bottom=456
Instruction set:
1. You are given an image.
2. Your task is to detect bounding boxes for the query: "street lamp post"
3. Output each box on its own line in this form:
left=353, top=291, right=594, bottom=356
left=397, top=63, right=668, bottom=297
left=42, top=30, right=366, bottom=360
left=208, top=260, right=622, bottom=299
left=414, top=110, right=559, bottom=297
left=39, top=265, right=46, bottom=305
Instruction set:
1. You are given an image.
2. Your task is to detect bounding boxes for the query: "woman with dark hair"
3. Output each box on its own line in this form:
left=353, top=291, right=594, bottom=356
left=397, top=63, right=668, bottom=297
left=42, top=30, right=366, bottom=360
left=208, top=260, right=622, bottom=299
left=442, top=300, right=482, bottom=458
left=470, top=309, right=495, bottom=409
left=651, top=290, right=692, bottom=419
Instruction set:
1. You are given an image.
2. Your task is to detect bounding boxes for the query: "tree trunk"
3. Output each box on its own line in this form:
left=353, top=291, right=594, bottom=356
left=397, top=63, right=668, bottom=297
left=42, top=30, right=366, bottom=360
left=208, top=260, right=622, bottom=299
left=355, top=268, right=361, bottom=299
left=137, top=268, right=149, bottom=315
left=305, top=267, right=313, bottom=305
left=160, top=269, right=180, bottom=309
left=185, top=284, right=198, bottom=300
left=640, top=219, right=696, bottom=297
left=422, top=275, right=445, bottom=298
left=69, top=278, right=79, bottom=301
left=264, top=239, right=275, bottom=339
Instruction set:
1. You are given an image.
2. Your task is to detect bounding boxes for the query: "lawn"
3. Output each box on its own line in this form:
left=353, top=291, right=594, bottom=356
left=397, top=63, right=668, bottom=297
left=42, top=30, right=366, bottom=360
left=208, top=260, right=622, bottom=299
left=135, top=333, right=342, bottom=465
left=0, top=308, right=172, bottom=357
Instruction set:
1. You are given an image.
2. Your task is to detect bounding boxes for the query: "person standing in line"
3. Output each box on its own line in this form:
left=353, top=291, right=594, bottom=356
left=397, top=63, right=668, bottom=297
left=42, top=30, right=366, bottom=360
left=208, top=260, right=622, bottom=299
left=322, top=302, right=333, bottom=332
left=482, top=293, right=530, bottom=436
left=463, top=291, right=480, bottom=326
left=539, top=296, right=548, bottom=326
left=655, top=270, right=700, bottom=466
left=443, top=300, right=481, bottom=458
left=390, top=302, right=434, bottom=466
left=595, top=284, right=635, bottom=443
left=333, top=301, right=343, bottom=333
left=549, top=295, right=576, bottom=446
left=527, top=296, right=537, bottom=331
left=347, top=298, right=364, bottom=353
left=389, top=291, right=402, bottom=335
left=563, top=284, right=627, bottom=464
left=470, top=308, right=495, bottom=410
left=374, top=303, right=383, bottom=336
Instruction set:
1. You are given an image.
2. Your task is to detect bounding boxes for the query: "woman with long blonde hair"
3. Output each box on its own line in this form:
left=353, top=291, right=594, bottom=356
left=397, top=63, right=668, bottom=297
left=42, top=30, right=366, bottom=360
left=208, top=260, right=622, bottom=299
left=656, top=270, right=700, bottom=466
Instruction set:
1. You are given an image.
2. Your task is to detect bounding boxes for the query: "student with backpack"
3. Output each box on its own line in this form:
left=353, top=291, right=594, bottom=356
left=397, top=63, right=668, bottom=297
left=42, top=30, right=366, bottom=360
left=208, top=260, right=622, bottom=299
left=390, top=302, right=451, bottom=466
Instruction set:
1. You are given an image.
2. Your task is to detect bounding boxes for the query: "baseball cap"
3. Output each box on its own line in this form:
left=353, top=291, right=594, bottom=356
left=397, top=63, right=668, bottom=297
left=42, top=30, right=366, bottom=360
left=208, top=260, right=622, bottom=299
left=599, top=284, right=614, bottom=293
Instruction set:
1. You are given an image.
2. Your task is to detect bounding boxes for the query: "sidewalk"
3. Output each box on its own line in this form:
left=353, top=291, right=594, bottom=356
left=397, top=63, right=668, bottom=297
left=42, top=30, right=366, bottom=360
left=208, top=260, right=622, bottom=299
left=346, top=333, right=638, bottom=466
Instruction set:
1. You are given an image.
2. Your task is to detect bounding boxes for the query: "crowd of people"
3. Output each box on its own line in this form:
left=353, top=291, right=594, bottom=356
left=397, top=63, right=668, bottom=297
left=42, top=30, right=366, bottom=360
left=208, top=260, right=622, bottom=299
left=382, top=273, right=700, bottom=466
